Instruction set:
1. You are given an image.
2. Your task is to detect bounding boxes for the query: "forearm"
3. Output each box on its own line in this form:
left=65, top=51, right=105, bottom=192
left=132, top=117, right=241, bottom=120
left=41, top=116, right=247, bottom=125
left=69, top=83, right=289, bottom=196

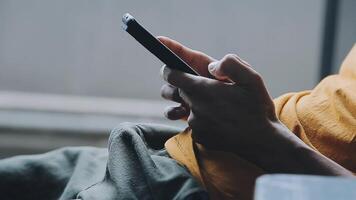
left=291, top=142, right=353, bottom=176
left=244, top=122, right=354, bottom=176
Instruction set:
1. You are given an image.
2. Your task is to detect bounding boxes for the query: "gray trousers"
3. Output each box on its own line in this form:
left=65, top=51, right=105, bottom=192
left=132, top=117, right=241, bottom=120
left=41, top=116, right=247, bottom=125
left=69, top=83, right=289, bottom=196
left=0, top=123, right=208, bottom=200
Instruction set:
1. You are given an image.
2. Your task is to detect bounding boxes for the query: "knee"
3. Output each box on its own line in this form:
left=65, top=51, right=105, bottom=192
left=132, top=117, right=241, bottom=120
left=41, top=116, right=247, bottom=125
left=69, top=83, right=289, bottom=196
left=108, top=122, right=139, bottom=145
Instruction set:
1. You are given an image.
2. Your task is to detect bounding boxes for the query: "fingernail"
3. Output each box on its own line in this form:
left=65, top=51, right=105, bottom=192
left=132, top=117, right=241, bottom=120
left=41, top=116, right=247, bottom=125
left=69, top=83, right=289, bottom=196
left=208, top=61, right=218, bottom=73
left=175, top=106, right=186, bottom=114
left=160, top=65, right=169, bottom=76
left=160, top=65, right=165, bottom=76
left=161, top=65, right=172, bottom=81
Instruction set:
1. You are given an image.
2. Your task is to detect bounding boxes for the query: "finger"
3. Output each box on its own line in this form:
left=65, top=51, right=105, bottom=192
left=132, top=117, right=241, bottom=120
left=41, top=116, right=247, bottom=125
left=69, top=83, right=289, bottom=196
left=187, top=113, right=214, bottom=146
left=160, top=84, right=191, bottom=119
left=207, top=61, right=231, bottom=81
left=160, top=65, right=201, bottom=93
left=160, top=84, right=184, bottom=103
left=208, top=54, right=272, bottom=99
left=164, top=105, right=189, bottom=120
left=177, top=88, right=193, bottom=106
left=157, top=36, right=215, bottom=77
left=208, top=54, right=261, bottom=87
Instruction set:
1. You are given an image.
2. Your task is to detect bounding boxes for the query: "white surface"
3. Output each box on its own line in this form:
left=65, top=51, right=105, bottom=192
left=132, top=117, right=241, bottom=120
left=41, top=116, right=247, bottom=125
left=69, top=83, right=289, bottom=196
left=255, top=174, right=356, bottom=200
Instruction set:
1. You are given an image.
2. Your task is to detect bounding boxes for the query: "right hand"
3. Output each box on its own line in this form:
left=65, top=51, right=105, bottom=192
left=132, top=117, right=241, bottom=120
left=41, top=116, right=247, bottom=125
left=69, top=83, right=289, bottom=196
left=158, top=37, right=353, bottom=176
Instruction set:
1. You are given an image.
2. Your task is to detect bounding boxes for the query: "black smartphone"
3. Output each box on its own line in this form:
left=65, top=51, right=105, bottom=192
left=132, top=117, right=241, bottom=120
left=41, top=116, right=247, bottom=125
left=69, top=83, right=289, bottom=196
left=122, top=13, right=198, bottom=75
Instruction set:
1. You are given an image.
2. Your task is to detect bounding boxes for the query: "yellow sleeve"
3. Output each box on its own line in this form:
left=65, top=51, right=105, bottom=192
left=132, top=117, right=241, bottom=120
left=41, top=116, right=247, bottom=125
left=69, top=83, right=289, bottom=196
left=275, top=44, right=356, bottom=172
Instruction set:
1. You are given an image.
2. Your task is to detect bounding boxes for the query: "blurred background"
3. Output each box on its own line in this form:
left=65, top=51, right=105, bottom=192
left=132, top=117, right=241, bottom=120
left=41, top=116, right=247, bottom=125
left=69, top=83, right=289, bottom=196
left=0, top=0, right=355, bottom=157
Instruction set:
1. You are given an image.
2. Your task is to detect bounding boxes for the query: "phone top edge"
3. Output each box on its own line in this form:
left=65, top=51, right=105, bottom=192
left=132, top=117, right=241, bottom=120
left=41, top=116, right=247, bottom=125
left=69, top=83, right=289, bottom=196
left=122, top=13, right=135, bottom=25
left=122, top=13, right=199, bottom=76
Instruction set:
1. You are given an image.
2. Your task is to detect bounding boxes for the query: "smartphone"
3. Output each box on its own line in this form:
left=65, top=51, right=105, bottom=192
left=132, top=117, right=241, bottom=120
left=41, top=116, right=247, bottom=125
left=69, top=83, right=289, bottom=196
left=122, top=13, right=198, bottom=75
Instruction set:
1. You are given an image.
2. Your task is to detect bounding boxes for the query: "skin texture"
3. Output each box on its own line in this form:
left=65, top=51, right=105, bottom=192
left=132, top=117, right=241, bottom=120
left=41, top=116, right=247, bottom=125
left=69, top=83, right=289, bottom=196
left=158, top=36, right=353, bottom=176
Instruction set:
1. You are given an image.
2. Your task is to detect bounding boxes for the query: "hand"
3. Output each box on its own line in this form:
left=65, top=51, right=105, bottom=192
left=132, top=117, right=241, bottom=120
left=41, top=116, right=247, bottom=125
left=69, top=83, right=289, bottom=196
left=158, top=36, right=216, bottom=120
left=159, top=36, right=280, bottom=153
left=159, top=37, right=353, bottom=176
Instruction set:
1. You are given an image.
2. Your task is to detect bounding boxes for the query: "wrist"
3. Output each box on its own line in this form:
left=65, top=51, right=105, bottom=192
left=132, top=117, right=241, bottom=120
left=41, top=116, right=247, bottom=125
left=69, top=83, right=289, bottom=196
left=235, top=121, right=307, bottom=173
left=239, top=121, right=353, bottom=176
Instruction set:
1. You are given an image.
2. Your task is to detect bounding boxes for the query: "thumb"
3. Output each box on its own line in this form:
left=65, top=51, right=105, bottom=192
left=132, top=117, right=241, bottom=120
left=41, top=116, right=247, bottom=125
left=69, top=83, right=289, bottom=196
left=209, top=54, right=273, bottom=102
left=208, top=54, right=261, bottom=87
left=208, top=61, right=229, bottom=81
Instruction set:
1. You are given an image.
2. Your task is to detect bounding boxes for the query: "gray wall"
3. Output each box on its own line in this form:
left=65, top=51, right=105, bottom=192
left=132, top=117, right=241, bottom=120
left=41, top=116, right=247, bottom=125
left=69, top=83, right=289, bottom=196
left=0, top=0, right=324, bottom=99
left=333, top=0, right=356, bottom=73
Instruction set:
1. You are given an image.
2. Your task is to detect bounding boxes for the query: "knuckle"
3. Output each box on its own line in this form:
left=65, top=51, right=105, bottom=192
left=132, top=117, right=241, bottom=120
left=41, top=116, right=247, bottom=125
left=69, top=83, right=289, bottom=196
left=171, top=87, right=181, bottom=100
left=177, top=89, right=191, bottom=104
left=251, top=71, right=263, bottom=83
left=178, top=88, right=185, bottom=97
left=178, top=84, right=192, bottom=97
left=160, top=84, right=169, bottom=97
left=222, top=54, right=238, bottom=64
left=165, top=72, right=174, bottom=84
left=162, top=66, right=175, bottom=84
left=161, top=85, right=183, bottom=103
left=189, top=105, right=203, bottom=119
left=160, top=84, right=173, bottom=99
left=220, top=54, right=239, bottom=72
left=187, top=114, right=197, bottom=129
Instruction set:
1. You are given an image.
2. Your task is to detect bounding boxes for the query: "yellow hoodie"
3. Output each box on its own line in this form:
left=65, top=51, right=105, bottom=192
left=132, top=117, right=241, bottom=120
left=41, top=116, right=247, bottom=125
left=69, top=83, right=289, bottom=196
left=165, top=45, right=356, bottom=200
